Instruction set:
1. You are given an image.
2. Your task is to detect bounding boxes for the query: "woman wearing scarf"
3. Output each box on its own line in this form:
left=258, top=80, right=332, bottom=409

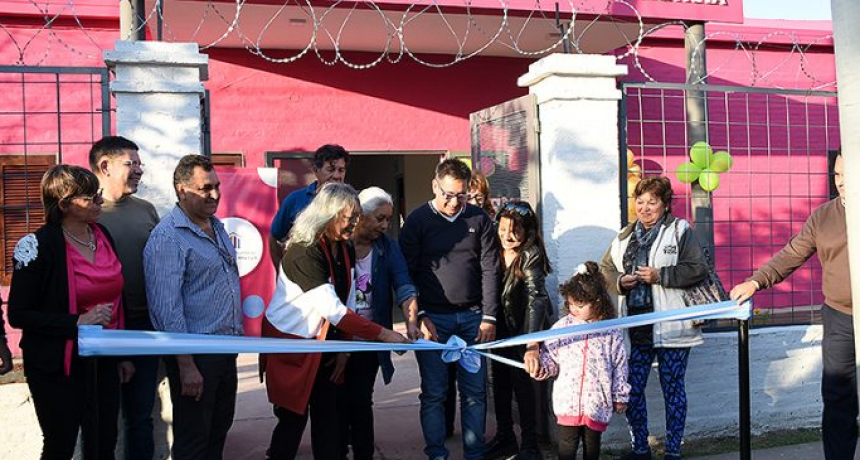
left=261, top=182, right=409, bottom=460
left=9, top=165, right=132, bottom=459
left=599, top=176, right=707, bottom=460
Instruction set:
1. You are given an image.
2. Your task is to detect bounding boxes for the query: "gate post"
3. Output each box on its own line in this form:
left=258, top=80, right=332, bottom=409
left=104, top=40, right=209, bottom=215
left=518, top=54, right=627, bottom=300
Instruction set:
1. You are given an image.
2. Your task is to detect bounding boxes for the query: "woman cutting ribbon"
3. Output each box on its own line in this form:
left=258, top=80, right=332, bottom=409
left=260, top=182, right=409, bottom=460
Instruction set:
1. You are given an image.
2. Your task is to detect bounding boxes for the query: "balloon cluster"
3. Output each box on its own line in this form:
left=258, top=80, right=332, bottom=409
left=627, top=149, right=642, bottom=223
left=676, top=142, right=733, bottom=192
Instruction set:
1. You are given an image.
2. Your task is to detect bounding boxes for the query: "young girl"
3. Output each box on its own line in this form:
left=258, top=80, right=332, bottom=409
left=532, top=261, right=630, bottom=460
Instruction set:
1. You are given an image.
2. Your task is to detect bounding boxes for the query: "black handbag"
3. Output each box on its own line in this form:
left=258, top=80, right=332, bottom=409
left=682, top=245, right=730, bottom=306
left=672, top=222, right=729, bottom=325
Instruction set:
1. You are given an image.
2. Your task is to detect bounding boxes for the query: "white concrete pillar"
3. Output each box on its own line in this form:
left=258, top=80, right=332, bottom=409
left=518, top=54, right=627, bottom=303
left=831, top=0, right=860, bottom=365
left=104, top=40, right=209, bottom=216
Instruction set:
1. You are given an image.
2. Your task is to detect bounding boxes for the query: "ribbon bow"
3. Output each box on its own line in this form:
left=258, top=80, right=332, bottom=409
left=440, top=335, right=482, bottom=373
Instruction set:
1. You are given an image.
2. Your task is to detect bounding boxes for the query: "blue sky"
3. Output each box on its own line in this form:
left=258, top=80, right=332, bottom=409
left=743, top=0, right=831, bottom=20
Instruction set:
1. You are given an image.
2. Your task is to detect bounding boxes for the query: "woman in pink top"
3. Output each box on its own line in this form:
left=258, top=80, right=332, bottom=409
left=533, top=261, right=630, bottom=460
left=9, top=165, right=132, bottom=460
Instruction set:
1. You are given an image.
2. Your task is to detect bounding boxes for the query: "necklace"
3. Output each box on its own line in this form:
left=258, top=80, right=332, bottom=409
left=62, top=225, right=96, bottom=252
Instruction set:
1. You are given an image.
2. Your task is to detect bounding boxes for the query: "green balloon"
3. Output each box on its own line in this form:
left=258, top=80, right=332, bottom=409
left=710, top=151, right=733, bottom=172
left=690, top=141, right=713, bottom=168
left=676, top=162, right=702, bottom=184
left=699, top=171, right=720, bottom=192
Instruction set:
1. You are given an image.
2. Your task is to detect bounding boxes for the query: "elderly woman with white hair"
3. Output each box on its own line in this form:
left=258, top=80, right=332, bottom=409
left=336, top=186, right=438, bottom=460
left=261, top=182, right=409, bottom=460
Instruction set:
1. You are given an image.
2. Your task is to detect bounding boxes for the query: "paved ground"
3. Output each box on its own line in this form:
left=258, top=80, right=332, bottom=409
left=221, top=353, right=843, bottom=460
left=224, top=352, right=477, bottom=460
left=693, top=442, right=840, bottom=460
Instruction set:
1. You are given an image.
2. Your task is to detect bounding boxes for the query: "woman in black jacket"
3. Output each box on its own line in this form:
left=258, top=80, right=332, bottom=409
left=484, top=201, right=552, bottom=460
left=9, top=164, right=132, bottom=460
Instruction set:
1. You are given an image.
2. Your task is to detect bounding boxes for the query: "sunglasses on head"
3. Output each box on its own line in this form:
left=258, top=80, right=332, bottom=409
left=499, top=201, right=534, bottom=217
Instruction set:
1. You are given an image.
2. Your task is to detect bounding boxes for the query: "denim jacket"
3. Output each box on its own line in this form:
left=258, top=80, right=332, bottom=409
left=369, top=234, right=418, bottom=384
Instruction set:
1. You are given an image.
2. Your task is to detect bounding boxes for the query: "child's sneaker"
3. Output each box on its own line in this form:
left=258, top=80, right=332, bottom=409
left=618, top=451, right=652, bottom=460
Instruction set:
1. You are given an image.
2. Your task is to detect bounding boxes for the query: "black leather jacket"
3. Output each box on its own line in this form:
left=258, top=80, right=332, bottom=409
left=499, top=246, right=550, bottom=338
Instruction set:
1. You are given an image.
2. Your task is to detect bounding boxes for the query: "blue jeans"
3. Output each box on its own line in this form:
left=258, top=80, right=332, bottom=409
left=121, top=318, right=160, bottom=460
left=416, top=308, right=486, bottom=460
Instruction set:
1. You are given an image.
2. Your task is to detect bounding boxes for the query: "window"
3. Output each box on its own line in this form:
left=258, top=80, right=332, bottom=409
left=211, top=152, right=245, bottom=168
left=1, top=154, right=56, bottom=285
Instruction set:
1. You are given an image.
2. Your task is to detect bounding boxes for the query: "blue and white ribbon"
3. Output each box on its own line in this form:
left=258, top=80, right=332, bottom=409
left=78, top=300, right=751, bottom=373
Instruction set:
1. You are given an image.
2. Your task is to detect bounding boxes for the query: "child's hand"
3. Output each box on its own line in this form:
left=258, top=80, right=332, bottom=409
left=614, top=402, right=627, bottom=414
left=523, top=345, right=540, bottom=376
left=531, top=366, right=550, bottom=381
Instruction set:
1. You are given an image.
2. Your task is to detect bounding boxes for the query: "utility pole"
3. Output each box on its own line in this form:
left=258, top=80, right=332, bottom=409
left=685, top=22, right=714, bottom=258
left=119, top=0, right=146, bottom=41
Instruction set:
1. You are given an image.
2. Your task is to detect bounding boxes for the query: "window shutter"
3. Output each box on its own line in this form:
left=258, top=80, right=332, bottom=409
left=1, top=155, right=55, bottom=285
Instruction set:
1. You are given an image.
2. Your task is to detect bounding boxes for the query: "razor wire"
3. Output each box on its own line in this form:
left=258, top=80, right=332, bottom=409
left=0, top=0, right=838, bottom=89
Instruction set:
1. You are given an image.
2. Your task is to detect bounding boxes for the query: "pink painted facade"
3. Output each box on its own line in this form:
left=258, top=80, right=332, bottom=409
left=205, top=48, right=531, bottom=165
left=0, top=0, right=840, bottom=352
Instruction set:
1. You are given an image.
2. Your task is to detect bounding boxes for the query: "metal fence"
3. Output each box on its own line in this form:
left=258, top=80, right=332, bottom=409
left=0, top=66, right=111, bottom=285
left=620, top=82, right=840, bottom=327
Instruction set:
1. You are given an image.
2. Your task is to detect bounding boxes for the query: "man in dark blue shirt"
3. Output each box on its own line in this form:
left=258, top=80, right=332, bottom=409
left=268, top=144, right=349, bottom=266
left=400, top=159, right=501, bottom=460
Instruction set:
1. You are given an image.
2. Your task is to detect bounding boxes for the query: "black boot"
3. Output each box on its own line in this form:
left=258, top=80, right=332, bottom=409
left=483, top=433, right=519, bottom=460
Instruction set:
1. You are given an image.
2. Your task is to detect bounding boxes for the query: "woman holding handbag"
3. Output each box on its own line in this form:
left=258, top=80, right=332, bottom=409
left=599, top=176, right=707, bottom=460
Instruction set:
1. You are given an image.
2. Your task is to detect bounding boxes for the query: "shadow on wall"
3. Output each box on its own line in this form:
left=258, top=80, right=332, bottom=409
left=540, top=190, right=619, bottom=319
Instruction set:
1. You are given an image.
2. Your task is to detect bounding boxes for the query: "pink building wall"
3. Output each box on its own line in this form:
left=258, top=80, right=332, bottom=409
left=205, top=48, right=531, bottom=165
left=0, top=13, right=839, bottom=350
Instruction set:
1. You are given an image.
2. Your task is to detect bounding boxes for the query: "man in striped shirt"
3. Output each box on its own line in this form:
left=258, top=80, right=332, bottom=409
left=144, top=155, right=243, bottom=460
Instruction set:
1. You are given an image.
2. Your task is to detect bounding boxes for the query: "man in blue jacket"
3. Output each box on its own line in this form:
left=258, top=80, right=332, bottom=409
left=268, top=144, right=349, bottom=267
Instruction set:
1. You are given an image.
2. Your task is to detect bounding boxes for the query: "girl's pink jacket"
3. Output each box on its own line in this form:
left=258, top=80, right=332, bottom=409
left=540, top=315, right=630, bottom=432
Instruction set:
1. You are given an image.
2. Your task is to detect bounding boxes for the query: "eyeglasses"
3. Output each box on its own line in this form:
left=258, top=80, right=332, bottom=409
left=72, top=188, right=103, bottom=202
left=435, top=180, right=469, bottom=202
left=499, top=201, right=534, bottom=217
left=119, top=160, right=145, bottom=169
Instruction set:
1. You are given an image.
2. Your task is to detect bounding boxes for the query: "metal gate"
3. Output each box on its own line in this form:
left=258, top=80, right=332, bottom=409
left=470, top=94, right=541, bottom=213
left=0, top=66, right=112, bottom=284
left=620, top=82, right=840, bottom=326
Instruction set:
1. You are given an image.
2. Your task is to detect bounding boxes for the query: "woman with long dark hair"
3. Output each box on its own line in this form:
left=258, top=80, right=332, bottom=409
left=484, top=201, right=551, bottom=460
